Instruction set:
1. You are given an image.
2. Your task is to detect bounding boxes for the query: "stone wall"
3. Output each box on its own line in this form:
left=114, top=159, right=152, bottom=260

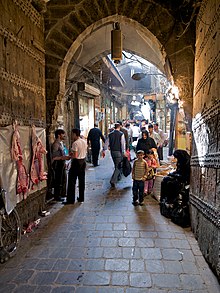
left=16, top=188, right=46, bottom=228
left=0, top=0, right=46, bottom=127
left=0, top=0, right=46, bottom=223
left=191, top=0, right=220, bottom=279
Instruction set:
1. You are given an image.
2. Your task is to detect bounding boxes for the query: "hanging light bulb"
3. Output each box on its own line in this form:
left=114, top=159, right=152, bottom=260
left=111, top=22, right=122, bottom=63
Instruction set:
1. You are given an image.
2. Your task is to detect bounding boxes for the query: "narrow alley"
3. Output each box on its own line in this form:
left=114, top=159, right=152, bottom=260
left=0, top=152, right=219, bottom=293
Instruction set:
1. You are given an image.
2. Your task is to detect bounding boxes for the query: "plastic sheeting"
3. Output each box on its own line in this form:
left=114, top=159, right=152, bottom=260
left=0, top=125, right=47, bottom=214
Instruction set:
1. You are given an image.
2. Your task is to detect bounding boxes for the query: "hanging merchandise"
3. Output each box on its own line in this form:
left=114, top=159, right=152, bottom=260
left=11, top=122, right=29, bottom=199
left=30, top=125, right=47, bottom=188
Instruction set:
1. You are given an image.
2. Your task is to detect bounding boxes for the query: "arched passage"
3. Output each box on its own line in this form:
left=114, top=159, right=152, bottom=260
left=44, top=0, right=196, bottom=130
left=64, top=16, right=166, bottom=85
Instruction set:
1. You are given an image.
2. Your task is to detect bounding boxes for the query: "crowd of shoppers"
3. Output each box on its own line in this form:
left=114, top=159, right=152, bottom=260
left=50, top=118, right=170, bottom=206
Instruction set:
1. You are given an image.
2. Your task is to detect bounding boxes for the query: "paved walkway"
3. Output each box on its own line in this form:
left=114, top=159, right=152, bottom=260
left=0, top=152, right=219, bottom=293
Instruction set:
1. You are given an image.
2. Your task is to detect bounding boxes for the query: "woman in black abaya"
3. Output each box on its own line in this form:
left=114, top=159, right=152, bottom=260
left=160, top=149, right=191, bottom=203
left=136, top=131, right=157, bottom=155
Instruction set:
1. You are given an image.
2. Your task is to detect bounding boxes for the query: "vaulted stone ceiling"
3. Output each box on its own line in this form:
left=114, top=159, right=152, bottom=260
left=35, top=0, right=201, bottom=128
left=64, top=19, right=166, bottom=96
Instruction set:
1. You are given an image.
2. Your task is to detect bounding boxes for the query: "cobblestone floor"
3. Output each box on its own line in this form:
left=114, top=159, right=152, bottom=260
left=0, top=151, right=219, bottom=293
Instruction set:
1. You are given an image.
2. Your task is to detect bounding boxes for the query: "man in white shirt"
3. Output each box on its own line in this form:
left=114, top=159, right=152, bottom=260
left=148, top=123, right=161, bottom=149
left=131, top=123, right=141, bottom=142
left=64, top=128, right=87, bottom=204
left=153, top=122, right=165, bottom=161
left=140, top=119, right=148, bottom=132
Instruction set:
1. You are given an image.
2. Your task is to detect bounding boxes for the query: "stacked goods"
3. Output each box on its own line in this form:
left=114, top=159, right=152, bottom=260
left=152, top=175, right=164, bottom=201
left=152, top=160, right=177, bottom=201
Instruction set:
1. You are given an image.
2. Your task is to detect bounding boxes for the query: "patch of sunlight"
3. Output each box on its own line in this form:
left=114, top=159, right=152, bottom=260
left=141, top=103, right=151, bottom=121
left=192, top=113, right=209, bottom=166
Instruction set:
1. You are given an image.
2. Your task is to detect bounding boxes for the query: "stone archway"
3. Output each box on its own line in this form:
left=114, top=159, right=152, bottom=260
left=44, top=0, right=196, bottom=129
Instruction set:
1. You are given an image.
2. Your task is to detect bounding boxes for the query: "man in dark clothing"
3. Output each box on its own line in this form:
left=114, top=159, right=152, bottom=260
left=108, top=123, right=126, bottom=188
left=117, top=121, right=129, bottom=151
left=51, top=129, right=69, bottom=201
left=87, top=124, right=105, bottom=167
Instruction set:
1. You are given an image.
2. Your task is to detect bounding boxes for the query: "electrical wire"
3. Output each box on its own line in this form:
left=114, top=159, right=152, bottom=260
left=176, top=2, right=201, bottom=40
left=66, top=59, right=115, bottom=96
left=121, top=52, right=151, bottom=72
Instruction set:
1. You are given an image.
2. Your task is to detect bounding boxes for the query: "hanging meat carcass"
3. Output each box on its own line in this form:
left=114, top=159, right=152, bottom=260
left=30, top=125, right=47, bottom=188
left=11, top=122, right=29, bottom=198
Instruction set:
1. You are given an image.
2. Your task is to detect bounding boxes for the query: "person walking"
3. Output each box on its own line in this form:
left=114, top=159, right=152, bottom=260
left=148, top=123, right=162, bottom=160
left=108, top=123, right=126, bottom=188
left=140, top=119, right=148, bottom=131
left=153, top=122, right=165, bottom=161
left=87, top=123, right=105, bottom=167
left=125, top=122, right=133, bottom=149
left=117, top=120, right=129, bottom=151
left=136, top=130, right=157, bottom=156
left=131, top=122, right=141, bottom=142
left=64, top=128, right=87, bottom=204
left=132, top=150, right=149, bottom=206
left=51, top=129, right=70, bottom=201
left=148, top=124, right=161, bottom=146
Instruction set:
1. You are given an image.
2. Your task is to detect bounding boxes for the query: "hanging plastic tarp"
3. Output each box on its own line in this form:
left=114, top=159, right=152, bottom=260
left=0, top=124, right=47, bottom=214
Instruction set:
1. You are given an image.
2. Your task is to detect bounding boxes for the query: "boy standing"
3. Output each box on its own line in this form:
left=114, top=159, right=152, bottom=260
left=132, top=150, right=149, bottom=206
